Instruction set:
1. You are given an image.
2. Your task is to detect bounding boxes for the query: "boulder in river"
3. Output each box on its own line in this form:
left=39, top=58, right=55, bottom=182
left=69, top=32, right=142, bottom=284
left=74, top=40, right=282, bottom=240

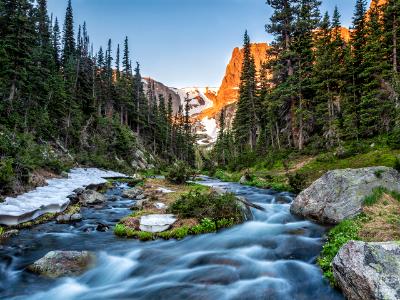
left=333, top=240, right=400, bottom=300
left=130, top=199, right=147, bottom=210
left=28, top=250, right=95, bottom=278
left=79, top=190, right=106, bottom=206
left=96, top=223, right=110, bottom=232
left=139, top=214, right=177, bottom=233
left=56, top=213, right=82, bottom=223
left=122, top=187, right=143, bottom=199
left=290, top=167, right=400, bottom=224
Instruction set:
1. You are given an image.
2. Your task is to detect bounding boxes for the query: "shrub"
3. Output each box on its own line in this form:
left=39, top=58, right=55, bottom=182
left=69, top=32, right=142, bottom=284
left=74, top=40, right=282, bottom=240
left=166, top=161, right=193, bottom=184
left=318, top=218, right=362, bottom=286
left=388, top=127, right=400, bottom=149
left=216, top=218, right=235, bottom=229
left=287, top=172, right=307, bottom=194
left=114, top=223, right=128, bottom=236
left=394, top=157, right=400, bottom=173
left=0, top=158, right=14, bottom=188
left=169, top=191, right=243, bottom=223
left=373, top=169, right=385, bottom=179
left=191, top=218, right=217, bottom=234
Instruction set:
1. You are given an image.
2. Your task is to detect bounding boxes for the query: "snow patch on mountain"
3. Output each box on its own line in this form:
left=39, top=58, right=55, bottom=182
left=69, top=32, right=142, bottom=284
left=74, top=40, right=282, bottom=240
left=200, top=117, right=218, bottom=142
left=169, top=87, right=219, bottom=146
left=170, top=87, right=218, bottom=117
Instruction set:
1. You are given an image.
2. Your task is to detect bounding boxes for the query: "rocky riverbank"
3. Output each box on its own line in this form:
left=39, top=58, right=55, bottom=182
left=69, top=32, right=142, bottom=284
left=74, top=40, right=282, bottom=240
left=0, top=168, right=136, bottom=243
left=289, top=166, right=400, bottom=299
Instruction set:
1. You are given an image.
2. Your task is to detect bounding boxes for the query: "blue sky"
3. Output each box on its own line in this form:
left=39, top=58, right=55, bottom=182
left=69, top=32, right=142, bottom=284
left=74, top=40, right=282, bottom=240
left=47, top=0, right=362, bottom=88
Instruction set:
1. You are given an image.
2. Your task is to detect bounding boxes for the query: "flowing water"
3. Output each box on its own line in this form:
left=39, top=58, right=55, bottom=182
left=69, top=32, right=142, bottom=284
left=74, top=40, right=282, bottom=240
left=0, top=177, right=343, bottom=300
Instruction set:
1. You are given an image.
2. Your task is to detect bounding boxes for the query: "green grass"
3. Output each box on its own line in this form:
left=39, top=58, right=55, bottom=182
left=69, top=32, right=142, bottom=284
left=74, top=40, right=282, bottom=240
left=318, top=217, right=364, bottom=286
left=363, top=187, right=400, bottom=206
left=214, top=169, right=291, bottom=192
left=297, top=148, right=400, bottom=187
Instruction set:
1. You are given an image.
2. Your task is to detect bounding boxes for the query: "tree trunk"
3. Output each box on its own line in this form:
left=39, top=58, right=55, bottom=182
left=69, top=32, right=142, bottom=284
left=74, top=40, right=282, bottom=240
left=9, top=79, right=16, bottom=102
left=275, top=122, right=281, bottom=149
left=393, top=13, right=398, bottom=74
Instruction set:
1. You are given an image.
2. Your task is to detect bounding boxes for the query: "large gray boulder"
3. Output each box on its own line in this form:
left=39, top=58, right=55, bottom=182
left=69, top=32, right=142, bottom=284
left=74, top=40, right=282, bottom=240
left=28, top=250, right=95, bottom=278
left=333, top=241, right=400, bottom=300
left=290, top=167, right=400, bottom=224
left=79, top=190, right=106, bottom=206
left=122, top=187, right=143, bottom=199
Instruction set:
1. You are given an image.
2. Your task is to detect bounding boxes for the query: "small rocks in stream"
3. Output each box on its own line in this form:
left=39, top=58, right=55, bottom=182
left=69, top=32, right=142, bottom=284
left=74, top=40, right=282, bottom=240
left=121, top=188, right=143, bottom=199
left=130, top=200, right=147, bottom=210
left=60, top=171, right=69, bottom=178
left=275, top=195, right=292, bottom=204
left=139, top=214, right=177, bottom=233
left=73, top=187, right=85, bottom=194
left=70, top=213, right=83, bottom=222
left=96, top=223, right=110, bottom=232
left=56, top=213, right=82, bottom=223
left=27, top=250, right=95, bottom=278
left=79, top=190, right=106, bottom=206
left=333, top=241, right=400, bottom=300
left=0, top=229, right=19, bottom=240
left=136, top=194, right=145, bottom=200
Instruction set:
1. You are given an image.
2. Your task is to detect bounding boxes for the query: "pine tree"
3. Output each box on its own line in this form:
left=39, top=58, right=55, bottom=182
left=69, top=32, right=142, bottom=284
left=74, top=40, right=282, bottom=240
left=122, top=36, right=130, bottom=75
left=0, top=0, right=36, bottom=112
left=312, top=9, right=344, bottom=148
left=52, top=17, right=61, bottom=69
left=132, top=62, right=147, bottom=135
left=359, top=0, right=392, bottom=136
left=342, top=0, right=367, bottom=139
left=62, top=0, right=75, bottom=67
left=105, top=38, right=113, bottom=117
left=291, top=0, right=321, bottom=150
left=115, top=44, right=120, bottom=80
left=265, top=0, right=298, bottom=148
left=167, top=94, right=174, bottom=151
left=383, top=0, right=400, bottom=129
left=384, top=0, right=400, bottom=74
left=232, top=31, right=259, bottom=151
left=214, top=107, right=227, bottom=165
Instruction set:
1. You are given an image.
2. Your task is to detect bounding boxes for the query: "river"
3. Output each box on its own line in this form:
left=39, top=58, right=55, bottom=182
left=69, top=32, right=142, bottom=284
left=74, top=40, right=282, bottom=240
left=0, top=176, right=343, bottom=300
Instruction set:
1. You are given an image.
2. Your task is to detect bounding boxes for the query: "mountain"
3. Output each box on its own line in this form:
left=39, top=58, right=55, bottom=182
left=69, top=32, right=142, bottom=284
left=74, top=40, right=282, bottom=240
left=199, top=43, right=270, bottom=121
left=142, top=78, right=219, bottom=145
left=143, top=24, right=356, bottom=146
left=142, top=77, right=182, bottom=112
